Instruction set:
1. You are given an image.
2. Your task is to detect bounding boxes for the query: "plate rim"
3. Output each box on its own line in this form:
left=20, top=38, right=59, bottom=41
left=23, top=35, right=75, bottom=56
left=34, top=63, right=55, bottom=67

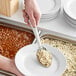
left=41, top=0, right=61, bottom=15
left=64, top=0, right=76, bottom=20
left=63, top=9, right=76, bottom=28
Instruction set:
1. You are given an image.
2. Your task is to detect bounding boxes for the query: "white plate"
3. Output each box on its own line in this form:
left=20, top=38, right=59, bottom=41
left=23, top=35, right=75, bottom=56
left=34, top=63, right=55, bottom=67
left=15, top=44, right=66, bottom=76
left=63, top=10, right=76, bottom=28
left=63, top=9, right=76, bottom=25
left=64, top=0, right=76, bottom=20
left=37, top=0, right=61, bottom=20
left=37, top=0, right=55, bottom=14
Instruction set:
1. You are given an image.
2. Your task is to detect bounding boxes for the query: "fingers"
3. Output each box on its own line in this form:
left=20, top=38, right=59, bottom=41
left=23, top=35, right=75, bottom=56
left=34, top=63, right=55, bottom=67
left=35, top=14, right=41, bottom=25
left=28, top=12, right=36, bottom=27
left=34, top=11, right=41, bottom=26
left=23, top=10, right=40, bottom=27
left=23, top=10, right=29, bottom=26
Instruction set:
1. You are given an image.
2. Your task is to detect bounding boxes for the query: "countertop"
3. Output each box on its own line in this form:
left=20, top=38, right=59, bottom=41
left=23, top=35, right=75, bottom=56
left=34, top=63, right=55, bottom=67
left=0, top=0, right=76, bottom=41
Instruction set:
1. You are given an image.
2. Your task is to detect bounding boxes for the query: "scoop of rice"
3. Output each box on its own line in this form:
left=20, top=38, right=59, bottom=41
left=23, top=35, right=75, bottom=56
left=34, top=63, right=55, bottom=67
left=36, top=48, right=52, bottom=67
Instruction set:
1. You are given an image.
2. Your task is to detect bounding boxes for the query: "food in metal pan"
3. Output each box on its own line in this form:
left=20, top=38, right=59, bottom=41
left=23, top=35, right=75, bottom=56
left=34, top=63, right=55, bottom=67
left=41, top=37, right=76, bottom=76
left=0, top=22, right=35, bottom=59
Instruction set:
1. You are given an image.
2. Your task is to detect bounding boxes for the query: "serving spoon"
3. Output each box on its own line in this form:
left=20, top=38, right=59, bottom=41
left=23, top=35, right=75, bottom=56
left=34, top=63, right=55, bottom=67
left=29, top=21, right=52, bottom=67
left=29, top=21, right=42, bottom=49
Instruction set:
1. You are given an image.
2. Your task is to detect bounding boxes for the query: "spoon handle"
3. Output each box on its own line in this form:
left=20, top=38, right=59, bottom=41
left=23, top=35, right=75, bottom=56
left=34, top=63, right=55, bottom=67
left=29, top=21, right=41, bottom=48
left=32, top=27, right=42, bottom=47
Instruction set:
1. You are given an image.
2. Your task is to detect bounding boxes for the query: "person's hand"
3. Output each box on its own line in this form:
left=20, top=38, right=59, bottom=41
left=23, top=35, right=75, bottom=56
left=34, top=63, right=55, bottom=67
left=0, top=55, right=23, bottom=76
left=23, top=0, right=41, bottom=27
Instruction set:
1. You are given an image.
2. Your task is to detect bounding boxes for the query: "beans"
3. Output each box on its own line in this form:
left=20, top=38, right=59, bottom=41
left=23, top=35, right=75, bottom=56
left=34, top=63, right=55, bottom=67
left=0, top=23, right=34, bottom=59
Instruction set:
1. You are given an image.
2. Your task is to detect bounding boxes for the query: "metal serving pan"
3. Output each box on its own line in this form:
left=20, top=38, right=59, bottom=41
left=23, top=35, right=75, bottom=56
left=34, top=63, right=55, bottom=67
left=33, top=30, right=76, bottom=44
left=0, top=21, right=41, bottom=43
left=38, top=31, right=76, bottom=76
left=0, top=21, right=36, bottom=75
left=0, top=69, right=16, bottom=76
left=40, top=31, right=76, bottom=44
left=0, top=21, right=33, bottom=33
